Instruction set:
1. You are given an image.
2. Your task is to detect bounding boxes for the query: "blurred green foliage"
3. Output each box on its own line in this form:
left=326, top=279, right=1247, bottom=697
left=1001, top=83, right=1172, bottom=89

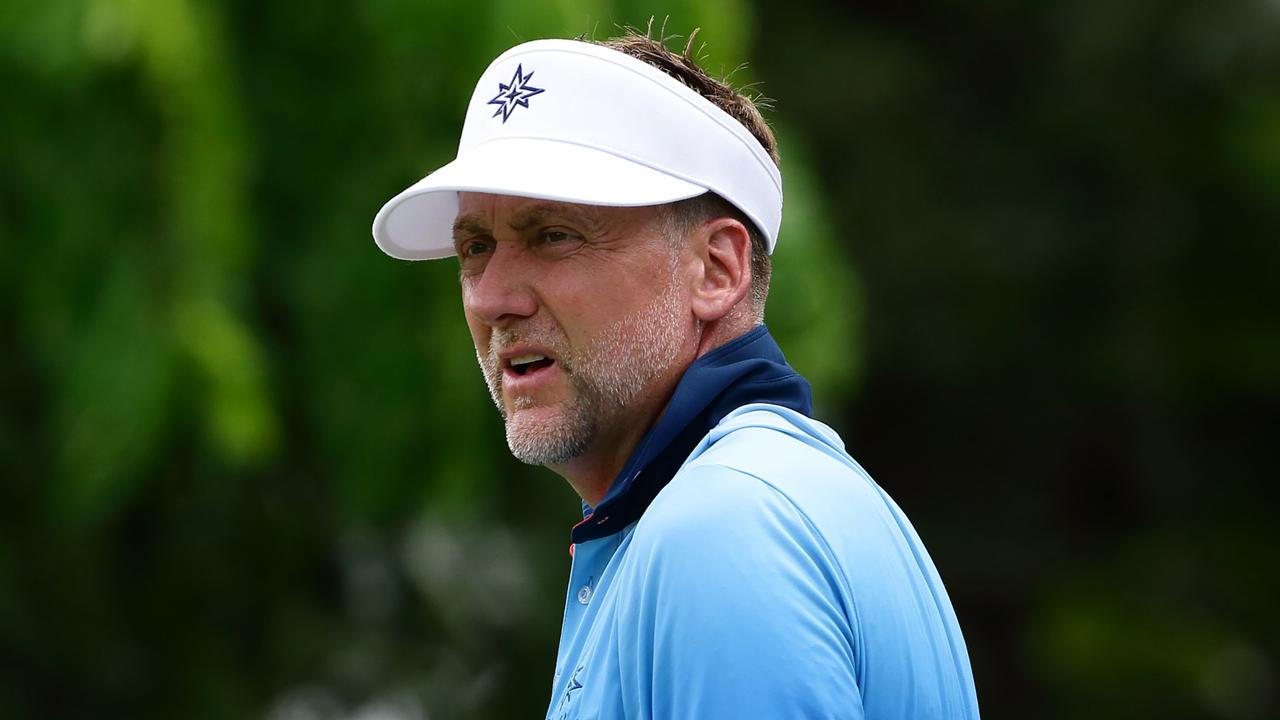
left=1, top=0, right=1277, bottom=718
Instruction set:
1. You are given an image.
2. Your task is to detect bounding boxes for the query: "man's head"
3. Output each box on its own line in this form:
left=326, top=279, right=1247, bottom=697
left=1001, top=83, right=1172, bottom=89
left=372, top=32, right=782, bottom=484
left=453, top=194, right=691, bottom=469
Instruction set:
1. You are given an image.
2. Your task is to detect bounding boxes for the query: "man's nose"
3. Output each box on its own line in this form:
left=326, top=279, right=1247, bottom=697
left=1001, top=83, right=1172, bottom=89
left=463, top=244, right=539, bottom=326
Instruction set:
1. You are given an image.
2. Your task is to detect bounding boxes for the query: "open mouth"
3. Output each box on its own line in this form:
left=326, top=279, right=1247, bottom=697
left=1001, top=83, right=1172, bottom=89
left=508, top=353, right=555, bottom=376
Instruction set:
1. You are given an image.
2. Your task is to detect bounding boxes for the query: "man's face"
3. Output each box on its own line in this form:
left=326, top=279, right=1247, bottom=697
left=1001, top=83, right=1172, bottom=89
left=453, top=193, right=695, bottom=468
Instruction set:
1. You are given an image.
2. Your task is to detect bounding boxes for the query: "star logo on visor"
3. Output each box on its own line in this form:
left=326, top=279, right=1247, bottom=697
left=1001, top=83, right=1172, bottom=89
left=487, top=64, right=545, bottom=123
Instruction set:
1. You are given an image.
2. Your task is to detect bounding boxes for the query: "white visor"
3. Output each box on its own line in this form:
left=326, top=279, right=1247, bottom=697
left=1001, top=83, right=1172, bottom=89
left=372, top=39, right=783, bottom=260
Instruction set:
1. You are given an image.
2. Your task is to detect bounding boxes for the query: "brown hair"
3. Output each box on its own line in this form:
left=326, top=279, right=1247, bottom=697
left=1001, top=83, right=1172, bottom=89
left=594, top=24, right=777, bottom=316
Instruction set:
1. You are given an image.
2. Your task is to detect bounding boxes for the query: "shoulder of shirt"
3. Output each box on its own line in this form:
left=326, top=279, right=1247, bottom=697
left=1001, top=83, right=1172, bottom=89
left=629, top=403, right=882, bottom=564
left=687, top=402, right=879, bottom=504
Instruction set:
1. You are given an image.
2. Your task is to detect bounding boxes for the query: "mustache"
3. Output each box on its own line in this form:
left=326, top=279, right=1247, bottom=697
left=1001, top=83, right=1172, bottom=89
left=486, top=323, right=573, bottom=370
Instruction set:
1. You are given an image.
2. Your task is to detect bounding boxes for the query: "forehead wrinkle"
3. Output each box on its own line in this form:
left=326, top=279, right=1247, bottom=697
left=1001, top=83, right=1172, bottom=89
left=506, top=202, right=605, bottom=235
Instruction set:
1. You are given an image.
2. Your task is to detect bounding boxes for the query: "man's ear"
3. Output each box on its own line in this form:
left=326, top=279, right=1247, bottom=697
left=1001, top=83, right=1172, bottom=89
left=689, top=218, right=753, bottom=323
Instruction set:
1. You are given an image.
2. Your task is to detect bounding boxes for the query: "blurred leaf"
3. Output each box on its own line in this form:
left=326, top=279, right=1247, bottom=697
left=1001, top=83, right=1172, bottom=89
left=174, top=297, right=277, bottom=462
left=53, top=256, right=174, bottom=529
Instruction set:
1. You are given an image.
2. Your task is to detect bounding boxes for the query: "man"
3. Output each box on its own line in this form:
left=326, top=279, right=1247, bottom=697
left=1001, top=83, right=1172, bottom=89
left=373, top=30, right=979, bottom=720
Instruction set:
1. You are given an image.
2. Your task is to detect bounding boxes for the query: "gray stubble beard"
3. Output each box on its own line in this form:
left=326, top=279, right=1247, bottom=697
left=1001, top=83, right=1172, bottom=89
left=476, top=271, right=687, bottom=467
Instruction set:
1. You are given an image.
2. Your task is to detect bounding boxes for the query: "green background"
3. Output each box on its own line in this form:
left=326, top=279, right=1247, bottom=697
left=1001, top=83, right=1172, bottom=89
left=2, top=0, right=1277, bottom=717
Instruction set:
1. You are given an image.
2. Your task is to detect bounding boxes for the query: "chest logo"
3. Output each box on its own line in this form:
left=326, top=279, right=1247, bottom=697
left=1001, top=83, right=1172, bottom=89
left=554, top=665, right=586, bottom=719
left=564, top=665, right=584, bottom=700
left=487, top=64, right=545, bottom=123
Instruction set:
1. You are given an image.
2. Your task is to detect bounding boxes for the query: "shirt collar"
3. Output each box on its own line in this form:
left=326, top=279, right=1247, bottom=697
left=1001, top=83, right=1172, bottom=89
left=571, top=325, right=813, bottom=543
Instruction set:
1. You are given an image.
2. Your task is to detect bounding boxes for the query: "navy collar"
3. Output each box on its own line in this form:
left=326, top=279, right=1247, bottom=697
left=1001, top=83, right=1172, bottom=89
left=571, top=325, right=813, bottom=543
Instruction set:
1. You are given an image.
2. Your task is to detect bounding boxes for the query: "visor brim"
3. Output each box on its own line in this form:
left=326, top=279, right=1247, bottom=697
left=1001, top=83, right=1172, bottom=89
left=373, top=138, right=708, bottom=260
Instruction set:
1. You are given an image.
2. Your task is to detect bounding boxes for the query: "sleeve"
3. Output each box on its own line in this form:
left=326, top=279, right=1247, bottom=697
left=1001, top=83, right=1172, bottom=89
left=611, top=462, right=864, bottom=720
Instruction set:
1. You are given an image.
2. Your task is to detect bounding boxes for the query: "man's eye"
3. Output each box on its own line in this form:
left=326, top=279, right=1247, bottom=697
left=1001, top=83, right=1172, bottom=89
left=540, top=230, right=574, bottom=244
left=461, top=239, right=492, bottom=257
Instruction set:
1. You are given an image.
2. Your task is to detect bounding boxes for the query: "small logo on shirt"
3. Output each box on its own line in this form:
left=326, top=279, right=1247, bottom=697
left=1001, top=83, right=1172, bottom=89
left=487, top=64, right=545, bottom=123
left=564, top=665, right=584, bottom=700
left=554, top=665, right=586, bottom=719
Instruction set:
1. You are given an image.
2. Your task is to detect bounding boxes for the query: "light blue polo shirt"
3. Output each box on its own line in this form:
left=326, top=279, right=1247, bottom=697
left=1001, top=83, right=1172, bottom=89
left=546, top=403, right=980, bottom=719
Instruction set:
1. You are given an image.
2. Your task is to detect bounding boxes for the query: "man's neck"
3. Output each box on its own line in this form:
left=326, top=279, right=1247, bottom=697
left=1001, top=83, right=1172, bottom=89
left=549, top=315, right=759, bottom=507
left=549, top=377, right=679, bottom=507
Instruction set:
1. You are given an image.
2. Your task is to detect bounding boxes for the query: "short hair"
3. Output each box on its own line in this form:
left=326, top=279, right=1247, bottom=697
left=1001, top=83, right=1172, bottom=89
left=594, top=26, right=777, bottom=317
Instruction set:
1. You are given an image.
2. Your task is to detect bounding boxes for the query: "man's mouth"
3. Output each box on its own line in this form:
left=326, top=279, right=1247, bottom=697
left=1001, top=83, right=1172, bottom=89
left=508, top=353, right=556, bottom=376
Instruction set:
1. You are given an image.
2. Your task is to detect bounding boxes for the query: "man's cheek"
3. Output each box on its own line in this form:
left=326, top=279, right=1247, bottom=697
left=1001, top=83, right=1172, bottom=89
left=463, top=320, right=490, bottom=360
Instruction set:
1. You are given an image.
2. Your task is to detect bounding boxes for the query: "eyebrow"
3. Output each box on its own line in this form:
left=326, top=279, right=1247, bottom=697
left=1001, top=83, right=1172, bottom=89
left=452, top=203, right=604, bottom=244
left=452, top=214, right=491, bottom=243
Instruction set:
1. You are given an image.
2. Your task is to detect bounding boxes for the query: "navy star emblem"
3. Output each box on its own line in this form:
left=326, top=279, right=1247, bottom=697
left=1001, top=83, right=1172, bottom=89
left=487, top=64, right=545, bottom=123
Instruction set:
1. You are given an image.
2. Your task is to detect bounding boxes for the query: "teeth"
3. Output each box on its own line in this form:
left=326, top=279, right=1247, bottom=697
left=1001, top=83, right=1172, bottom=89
left=510, top=353, right=546, bottom=366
